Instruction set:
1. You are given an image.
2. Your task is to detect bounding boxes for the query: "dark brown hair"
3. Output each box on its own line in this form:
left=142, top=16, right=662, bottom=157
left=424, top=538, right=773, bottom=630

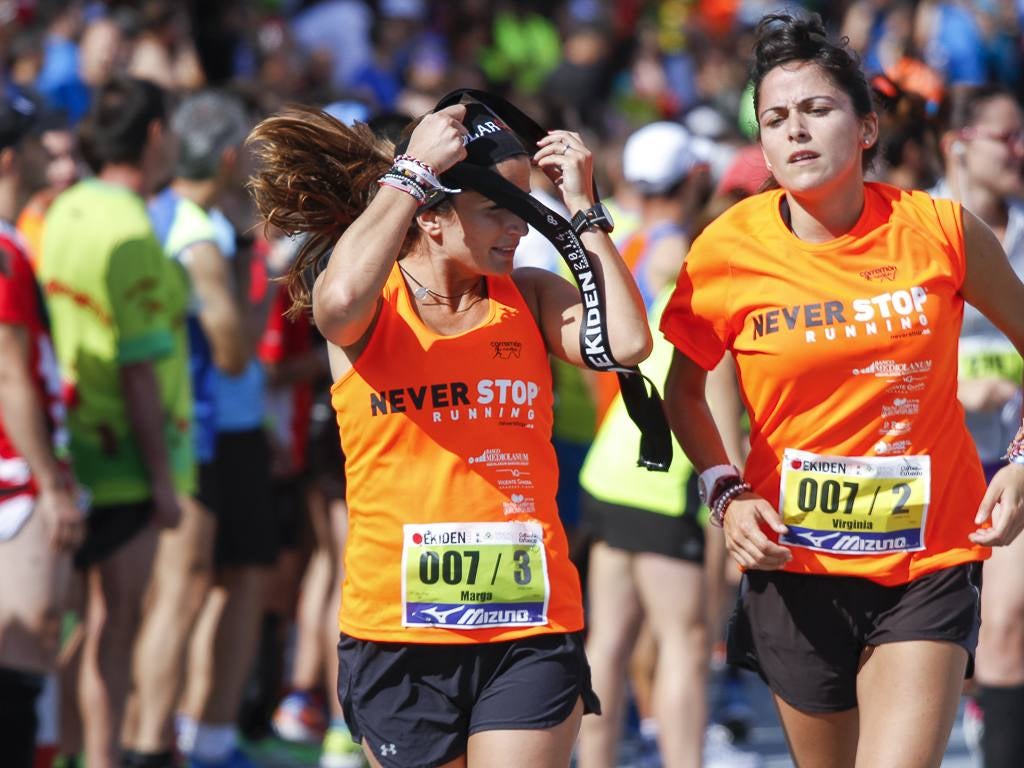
left=937, top=84, right=1016, bottom=134
left=78, top=76, right=167, bottom=173
left=247, top=106, right=412, bottom=316
left=751, top=12, right=877, bottom=169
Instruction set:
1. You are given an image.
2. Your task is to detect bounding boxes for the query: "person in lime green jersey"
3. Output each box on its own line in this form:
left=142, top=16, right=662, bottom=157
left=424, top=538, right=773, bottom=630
left=575, top=291, right=708, bottom=768
left=39, top=77, right=189, bottom=768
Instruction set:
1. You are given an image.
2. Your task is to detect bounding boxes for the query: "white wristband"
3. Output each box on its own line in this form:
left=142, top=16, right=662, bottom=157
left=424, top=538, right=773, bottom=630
left=698, top=464, right=740, bottom=505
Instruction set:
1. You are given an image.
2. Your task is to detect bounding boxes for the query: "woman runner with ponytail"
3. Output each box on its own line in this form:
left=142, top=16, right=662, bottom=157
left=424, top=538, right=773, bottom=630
left=662, top=12, right=1024, bottom=768
left=247, top=98, right=650, bottom=767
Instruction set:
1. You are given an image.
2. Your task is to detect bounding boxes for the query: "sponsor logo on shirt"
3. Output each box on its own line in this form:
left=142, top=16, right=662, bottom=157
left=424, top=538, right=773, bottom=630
left=859, top=265, right=898, bottom=282
left=874, top=439, right=912, bottom=455
left=491, top=341, right=522, bottom=359
left=368, top=378, right=541, bottom=426
left=853, top=360, right=932, bottom=378
left=496, top=468, right=534, bottom=490
left=502, top=493, right=536, bottom=516
left=468, top=448, right=529, bottom=467
left=878, top=419, right=912, bottom=436
left=881, top=398, right=920, bottom=417
left=750, top=287, right=929, bottom=344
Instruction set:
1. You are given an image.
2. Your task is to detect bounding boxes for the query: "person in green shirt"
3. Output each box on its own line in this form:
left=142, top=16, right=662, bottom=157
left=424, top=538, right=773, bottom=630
left=40, top=77, right=188, bottom=768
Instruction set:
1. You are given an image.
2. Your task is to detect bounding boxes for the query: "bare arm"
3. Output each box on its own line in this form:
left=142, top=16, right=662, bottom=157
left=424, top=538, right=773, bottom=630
left=959, top=208, right=1024, bottom=546
left=0, top=323, right=82, bottom=550
left=664, top=350, right=733, bottom=472
left=961, top=209, right=1024, bottom=354
left=665, top=349, right=790, bottom=569
left=312, top=188, right=417, bottom=348
left=313, top=105, right=470, bottom=348
left=184, top=241, right=248, bottom=375
left=705, top=352, right=746, bottom=466
left=119, top=360, right=180, bottom=528
left=519, top=131, right=652, bottom=368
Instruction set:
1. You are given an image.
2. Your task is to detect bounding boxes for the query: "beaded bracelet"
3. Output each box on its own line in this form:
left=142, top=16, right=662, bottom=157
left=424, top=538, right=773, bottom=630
left=378, top=172, right=428, bottom=203
left=709, top=481, right=752, bottom=528
left=394, top=153, right=439, bottom=178
left=1003, top=420, right=1024, bottom=464
left=377, top=154, right=462, bottom=206
left=393, top=155, right=461, bottom=195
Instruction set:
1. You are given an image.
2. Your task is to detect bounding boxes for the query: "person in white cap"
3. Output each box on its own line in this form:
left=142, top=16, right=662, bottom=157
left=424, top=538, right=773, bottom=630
left=577, top=121, right=761, bottom=768
left=616, top=121, right=708, bottom=311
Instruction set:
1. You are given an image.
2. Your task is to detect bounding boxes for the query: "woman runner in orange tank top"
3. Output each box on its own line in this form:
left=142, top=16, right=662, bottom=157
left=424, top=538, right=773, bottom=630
left=661, top=12, right=1024, bottom=768
left=247, top=98, right=651, bottom=768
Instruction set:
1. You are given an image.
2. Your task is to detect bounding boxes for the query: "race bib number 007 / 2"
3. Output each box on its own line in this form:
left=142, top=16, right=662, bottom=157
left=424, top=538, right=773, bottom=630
left=779, top=449, right=930, bottom=555
left=401, top=521, right=550, bottom=629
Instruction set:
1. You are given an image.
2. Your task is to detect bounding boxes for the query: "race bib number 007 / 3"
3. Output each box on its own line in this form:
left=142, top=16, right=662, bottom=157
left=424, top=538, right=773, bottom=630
left=401, top=521, right=550, bottom=629
left=779, top=449, right=930, bottom=555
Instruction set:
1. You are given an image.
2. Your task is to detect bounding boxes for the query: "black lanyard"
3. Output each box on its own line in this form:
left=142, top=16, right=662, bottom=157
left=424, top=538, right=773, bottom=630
left=432, top=90, right=672, bottom=471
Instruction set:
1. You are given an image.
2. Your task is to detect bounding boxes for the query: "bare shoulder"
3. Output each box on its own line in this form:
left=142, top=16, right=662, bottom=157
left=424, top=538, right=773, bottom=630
left=962, top=207, right=1003, bottom=256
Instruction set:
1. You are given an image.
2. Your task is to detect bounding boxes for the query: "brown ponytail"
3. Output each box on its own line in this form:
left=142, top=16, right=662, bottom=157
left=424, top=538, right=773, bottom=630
left=246, top=105, right=399, bottom=316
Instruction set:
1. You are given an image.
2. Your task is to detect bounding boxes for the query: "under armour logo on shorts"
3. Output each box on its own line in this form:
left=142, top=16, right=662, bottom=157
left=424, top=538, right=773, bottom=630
left=379, top=743, right=398, bottom=757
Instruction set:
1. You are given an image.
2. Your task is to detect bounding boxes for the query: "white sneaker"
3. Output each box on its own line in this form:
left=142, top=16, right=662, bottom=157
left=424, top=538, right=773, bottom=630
left=704, top=724, right=763, bottom=768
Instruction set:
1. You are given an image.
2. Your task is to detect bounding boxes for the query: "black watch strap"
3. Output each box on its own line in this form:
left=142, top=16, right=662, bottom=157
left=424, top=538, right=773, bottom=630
left=571, top=204, right=612, bottom=237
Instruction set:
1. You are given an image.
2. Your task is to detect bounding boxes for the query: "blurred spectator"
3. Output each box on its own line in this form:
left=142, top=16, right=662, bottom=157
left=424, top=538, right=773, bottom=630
left=479, top=0, right=562, bottom=94
left=869, top=73, right=940, bottom=189
left=0, top=83, right=83, bottom=768
left=713, top=142, right=769, bottom=200
left=289, top=0, right=373, bottom=93
left=349, top=0, right=430, bottom=111
left=78, top=14, right=131, bottom=92
left=40, top=76, right=186, bottom=768
left=916, top=1, right=991, bottom=86
left=126, top=90, right=265, bottom=768
left=34, top=1, right=90, bottom=123
left=127, top=0, right=205, bottom=92
left=6, top=28, right=45, bottom=93
left=931, top=84, right=1024, bottom=768
left=16, top=111, right=82, bottom=264
left=618, top=121, right=707, bottom=323
left=543, top=24, right=614, bottom=129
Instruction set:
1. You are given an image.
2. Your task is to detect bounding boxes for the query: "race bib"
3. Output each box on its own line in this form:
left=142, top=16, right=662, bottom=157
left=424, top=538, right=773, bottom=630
left=779, top=449, right=930, bottom=555
left=959, top=339, right=1023, bottom=383
left=401, top=521, right=549, bottom=629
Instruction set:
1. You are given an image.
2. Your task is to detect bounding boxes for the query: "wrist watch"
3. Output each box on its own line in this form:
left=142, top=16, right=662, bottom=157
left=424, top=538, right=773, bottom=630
left=570, top=202, right=615, bottom=237
left=698, top=464, right=742, bottom=506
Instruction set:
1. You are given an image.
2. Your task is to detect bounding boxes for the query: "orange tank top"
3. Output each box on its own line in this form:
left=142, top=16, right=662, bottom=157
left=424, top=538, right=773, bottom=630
left=661, top=182, right=989, bottom=586
left=331, top=264, right=583, bottom=643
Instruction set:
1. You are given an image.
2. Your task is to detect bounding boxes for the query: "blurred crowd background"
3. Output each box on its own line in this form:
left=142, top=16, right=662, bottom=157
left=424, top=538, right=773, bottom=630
left=4, top=1, right=1024, bottom=767
left=6, top=0, right=1024, bottom=202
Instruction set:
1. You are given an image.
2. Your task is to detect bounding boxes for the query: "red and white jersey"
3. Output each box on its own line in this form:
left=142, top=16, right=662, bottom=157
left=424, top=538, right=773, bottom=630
left=0, top=221, right=69, bottom=537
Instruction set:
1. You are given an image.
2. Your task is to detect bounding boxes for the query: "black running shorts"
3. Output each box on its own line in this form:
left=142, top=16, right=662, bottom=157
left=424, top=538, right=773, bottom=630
left=74, top=499, right=153, bottom=570
left=337, top=631, right=600, bottom=767
left=581, top=484, right=705, bottom=563
left=727, top=563, right=982, bottom=713
left=205, top=428, right=277, bottom=567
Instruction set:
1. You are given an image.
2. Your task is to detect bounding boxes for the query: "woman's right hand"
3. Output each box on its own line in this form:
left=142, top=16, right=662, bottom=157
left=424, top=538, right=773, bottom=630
left=404, top=104, right=469, bottom=174
left=723, top=493, right=793, bottom=570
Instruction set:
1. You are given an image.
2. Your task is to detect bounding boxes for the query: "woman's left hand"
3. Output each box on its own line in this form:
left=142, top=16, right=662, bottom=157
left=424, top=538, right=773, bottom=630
left=970, top=463, right=1024, bottom=546
left=534, top=130, right=594, bottom=211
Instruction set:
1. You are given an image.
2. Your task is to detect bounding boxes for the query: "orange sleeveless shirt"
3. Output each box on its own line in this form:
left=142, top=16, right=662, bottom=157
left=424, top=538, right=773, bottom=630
left=662, top=182, right=989, bottom=586
left=331, top=264, right=583, bottom=643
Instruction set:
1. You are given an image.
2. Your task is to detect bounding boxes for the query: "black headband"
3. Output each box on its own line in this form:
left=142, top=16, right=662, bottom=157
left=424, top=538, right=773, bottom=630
left=424, top=89, right=673, bottom=472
